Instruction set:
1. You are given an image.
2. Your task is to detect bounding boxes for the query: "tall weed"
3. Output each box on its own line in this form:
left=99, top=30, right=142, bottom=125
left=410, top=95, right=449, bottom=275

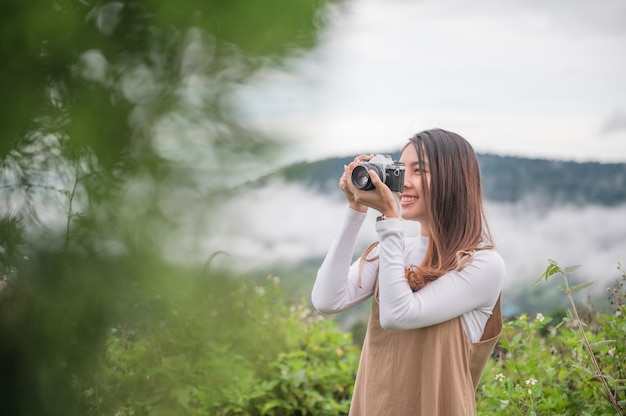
left=478, top=261, right=626, bottom=415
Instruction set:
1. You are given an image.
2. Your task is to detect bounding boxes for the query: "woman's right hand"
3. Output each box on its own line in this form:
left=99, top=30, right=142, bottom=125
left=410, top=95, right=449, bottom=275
left=339, top=154, right=372, bottom=213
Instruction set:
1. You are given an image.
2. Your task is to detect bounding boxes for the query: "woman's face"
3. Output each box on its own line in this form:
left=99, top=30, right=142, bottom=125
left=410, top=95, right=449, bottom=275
left=399, top=143, right=430, bottom=225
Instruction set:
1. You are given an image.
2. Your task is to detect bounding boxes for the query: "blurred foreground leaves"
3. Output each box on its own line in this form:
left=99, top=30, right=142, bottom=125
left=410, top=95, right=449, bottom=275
left=0, top=0, right=339, bottom=414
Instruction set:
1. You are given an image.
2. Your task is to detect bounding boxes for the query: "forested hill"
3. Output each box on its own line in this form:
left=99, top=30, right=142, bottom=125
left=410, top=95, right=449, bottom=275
left=267, top=154, right=626, bottom=206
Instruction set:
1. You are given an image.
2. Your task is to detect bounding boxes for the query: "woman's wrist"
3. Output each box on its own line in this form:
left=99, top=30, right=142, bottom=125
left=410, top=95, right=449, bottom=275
left=377, top=211, right=399, bottom=221
left=348, top=202, right=368, bottom=213
left=380, top=205, right=399, bottom=219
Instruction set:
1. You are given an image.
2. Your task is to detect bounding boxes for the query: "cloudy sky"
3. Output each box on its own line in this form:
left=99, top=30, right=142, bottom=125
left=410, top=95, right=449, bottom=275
left=236, top=0, right=626, bottom=163
left=161, top=0, right=626, bottom=309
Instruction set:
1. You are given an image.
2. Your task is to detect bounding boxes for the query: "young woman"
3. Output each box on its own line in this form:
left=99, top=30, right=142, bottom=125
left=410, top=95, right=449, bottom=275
left=311, top=129, right=505, bottom=415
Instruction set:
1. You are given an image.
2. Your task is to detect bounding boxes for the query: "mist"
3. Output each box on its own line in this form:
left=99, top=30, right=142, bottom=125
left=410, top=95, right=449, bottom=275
left=488, top=201, right=626, bottom=295
left=167, top=180, right=625, bottom=298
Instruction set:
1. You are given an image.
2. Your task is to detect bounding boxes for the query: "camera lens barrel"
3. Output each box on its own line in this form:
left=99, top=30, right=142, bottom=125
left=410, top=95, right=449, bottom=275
left=351, top=164, right=384, bottom=191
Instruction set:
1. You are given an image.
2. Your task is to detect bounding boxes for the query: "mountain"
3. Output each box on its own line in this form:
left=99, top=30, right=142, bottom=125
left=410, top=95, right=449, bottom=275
left=269, top=153, right=626, bottom=206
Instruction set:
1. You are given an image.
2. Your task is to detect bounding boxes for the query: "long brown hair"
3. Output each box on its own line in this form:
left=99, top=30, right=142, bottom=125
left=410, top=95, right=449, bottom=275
left=362, top=129, right=494, bottom=291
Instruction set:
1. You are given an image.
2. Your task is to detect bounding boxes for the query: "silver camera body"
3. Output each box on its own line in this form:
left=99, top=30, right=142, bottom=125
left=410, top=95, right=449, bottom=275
left=351, top=154, right=405, bottom=192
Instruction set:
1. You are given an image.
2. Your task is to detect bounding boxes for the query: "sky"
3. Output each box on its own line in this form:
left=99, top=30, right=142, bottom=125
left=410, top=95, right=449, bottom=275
left=235, top=0, right=626, bottom=163
left=177, top=0, right=626, bottom=306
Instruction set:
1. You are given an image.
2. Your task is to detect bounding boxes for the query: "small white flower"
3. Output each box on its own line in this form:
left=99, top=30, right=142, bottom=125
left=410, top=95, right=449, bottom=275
left=254, top=286, right=265, bottom=296
left=608, top=347, right=617, bottom=357
left=535, top=313, right=545, bottom=322
left=494, top=373, right=505, bottom=382
left=525, top=377, right=538, bottom=386
left=300, top=308, right=311, bottom=319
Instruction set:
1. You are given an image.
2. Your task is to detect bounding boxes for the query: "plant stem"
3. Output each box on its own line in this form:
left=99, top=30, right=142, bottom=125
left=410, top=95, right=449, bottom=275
left=558, top=267, right=624, bottom=416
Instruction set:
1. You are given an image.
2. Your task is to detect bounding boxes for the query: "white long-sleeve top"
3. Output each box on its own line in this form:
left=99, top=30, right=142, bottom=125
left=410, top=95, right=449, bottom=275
left=312, top=208, right=506, bottom=343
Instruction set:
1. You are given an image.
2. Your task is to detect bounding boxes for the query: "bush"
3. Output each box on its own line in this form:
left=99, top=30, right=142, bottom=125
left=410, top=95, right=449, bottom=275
left=477, top=262, right=626, bottom=415
left=79, top=273, right=359, bottom=415
left=77, top=261, right=625, bottom=415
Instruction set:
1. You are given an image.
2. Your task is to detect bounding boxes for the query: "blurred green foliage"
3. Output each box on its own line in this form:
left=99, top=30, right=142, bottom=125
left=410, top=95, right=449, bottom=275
left=0, top=0, right=329, bottom=158
left=0, top=0, right=339, bottom=414
left=83, top=275, right=359, bottom=415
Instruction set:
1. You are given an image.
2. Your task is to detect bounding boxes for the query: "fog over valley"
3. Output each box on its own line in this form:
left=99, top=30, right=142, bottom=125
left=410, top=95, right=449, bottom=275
left=168, top=179, right=626, bottom=313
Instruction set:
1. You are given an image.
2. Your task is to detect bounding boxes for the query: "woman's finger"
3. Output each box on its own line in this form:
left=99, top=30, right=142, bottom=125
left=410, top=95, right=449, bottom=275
left=353, top=154, right=373, bottom=163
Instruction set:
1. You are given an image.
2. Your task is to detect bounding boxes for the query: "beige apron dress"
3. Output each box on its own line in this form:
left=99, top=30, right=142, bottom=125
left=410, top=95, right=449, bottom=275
left=349, top=290, right=502, bottom=416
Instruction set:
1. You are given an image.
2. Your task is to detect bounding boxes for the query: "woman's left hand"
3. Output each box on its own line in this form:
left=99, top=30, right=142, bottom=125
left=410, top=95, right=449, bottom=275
left=347, top=170, right=399, bottom=218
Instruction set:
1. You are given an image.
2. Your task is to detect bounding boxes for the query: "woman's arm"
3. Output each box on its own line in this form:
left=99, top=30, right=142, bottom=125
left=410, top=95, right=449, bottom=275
left=376, top=219, right=505, bottom=330
left=311, top=208, right=379, bottom=314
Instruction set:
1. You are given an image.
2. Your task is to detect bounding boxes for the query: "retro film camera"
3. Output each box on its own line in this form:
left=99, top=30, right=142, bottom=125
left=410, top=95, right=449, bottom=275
left=351, top=154, right=405, bottom=192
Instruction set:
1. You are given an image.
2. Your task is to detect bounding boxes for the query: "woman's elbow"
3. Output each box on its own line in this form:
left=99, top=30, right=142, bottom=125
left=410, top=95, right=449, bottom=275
left=379, top=314, right=408, bottom=330
left=310, top=292, right=337, bottom=315
left=313, top=305, right=337, bottom=315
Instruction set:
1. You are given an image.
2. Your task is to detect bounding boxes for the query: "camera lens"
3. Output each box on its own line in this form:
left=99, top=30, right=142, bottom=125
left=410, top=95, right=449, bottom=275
left=352, top=166, right=371, bottom=189
left=351, top=164, right=383, bottom=191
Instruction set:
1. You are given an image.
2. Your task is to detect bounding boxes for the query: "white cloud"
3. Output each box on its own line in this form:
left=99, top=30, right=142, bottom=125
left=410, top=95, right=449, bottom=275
left=164, top=180, right=625, bottom=298
left=487, top=201, right=626, bottom=295
left=234, top=0, right=626, bottom=163
left=601, top=110, right=626, bottom=135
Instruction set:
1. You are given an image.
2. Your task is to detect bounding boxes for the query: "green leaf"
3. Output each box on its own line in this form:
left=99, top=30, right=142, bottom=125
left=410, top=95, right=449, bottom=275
left=570, top=363, right=597, bottom=377
left=532, top=274, right=544, bottom=287
left=569, top=281, right=594, bottom=293
left=564, top=265, right=581, bottom=273
left=547, top=258, right=559, bottom=266
left=600, top=373, right=616, bottom=383
left=547, top=264, right=560, bottom=276
left=534, top=263, right=561, bottom=286
left=589, top=340, right=616, bottom=349
left=261, top=400, right=284, bottom=414
left=499, top=399, right=510, bottom=410
left=170, top=387, right=192, bottom=409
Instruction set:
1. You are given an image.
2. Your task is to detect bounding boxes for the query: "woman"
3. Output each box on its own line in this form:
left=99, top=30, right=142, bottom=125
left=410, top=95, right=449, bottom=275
left=311, top=129, right=505, bottom=415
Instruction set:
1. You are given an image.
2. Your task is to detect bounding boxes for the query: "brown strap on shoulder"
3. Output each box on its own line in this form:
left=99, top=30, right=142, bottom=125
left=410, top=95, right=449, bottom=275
left=357, top=241, right=380, bottom=289
left=480, top=294, right=502, bottom=342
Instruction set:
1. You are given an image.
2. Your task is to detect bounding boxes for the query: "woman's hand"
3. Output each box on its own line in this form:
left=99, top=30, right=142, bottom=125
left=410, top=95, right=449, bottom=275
left=340, top=155, right=399, bottom=218
left=339, top=154, right=372, bottom=213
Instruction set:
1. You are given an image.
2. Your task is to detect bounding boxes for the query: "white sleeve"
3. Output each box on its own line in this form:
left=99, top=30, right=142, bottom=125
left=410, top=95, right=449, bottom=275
left=375, top=219, right=505, bottom=330
left=311, top=208, right=380, bottom=314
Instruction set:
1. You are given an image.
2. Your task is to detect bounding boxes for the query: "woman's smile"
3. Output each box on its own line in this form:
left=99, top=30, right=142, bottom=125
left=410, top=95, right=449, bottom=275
left=400, top=194, right=419, bottom=206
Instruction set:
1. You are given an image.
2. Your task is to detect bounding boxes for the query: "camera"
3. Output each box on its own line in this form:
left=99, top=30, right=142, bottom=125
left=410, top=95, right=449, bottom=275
left=351, top=154, right=405, bottom=192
